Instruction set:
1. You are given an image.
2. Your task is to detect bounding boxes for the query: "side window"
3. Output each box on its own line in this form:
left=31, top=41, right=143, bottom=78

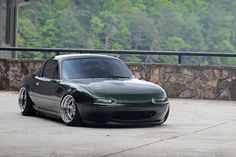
left=42, top=60, right=59, bottom=79
left=53, top=66, right=59, bottom=79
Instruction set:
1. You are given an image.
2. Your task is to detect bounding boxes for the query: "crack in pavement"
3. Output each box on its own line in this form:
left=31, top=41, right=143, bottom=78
left=192, top=119, right=235, bottom=133
left=101, top=119, right=236, bottom=157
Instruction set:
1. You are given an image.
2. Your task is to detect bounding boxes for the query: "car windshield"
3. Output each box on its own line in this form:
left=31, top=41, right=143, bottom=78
left=62, top=58, right=133, bottom=79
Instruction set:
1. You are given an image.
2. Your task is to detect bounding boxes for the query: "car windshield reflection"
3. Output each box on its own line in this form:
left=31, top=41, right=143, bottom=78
left=62, top=58, right=133, bottom=79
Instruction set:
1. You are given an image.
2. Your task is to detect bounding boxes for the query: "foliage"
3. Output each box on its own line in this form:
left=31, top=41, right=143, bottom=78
left=17, top=0, right=236, bottom=65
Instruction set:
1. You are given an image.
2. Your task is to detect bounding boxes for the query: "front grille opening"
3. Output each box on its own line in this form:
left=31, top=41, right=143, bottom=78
left=111, top=111, right=156, bottom=120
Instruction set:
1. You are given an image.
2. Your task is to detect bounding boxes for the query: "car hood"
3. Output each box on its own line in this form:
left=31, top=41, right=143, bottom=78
left=67, top=78, right=166, bottom=103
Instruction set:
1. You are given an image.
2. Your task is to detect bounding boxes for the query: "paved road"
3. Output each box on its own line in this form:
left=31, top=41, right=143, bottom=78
left=0, top=92, right=236, bottom=157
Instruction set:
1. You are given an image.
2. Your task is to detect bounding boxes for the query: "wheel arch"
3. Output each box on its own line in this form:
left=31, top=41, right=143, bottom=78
left=70, top=90, right=94, bottom=104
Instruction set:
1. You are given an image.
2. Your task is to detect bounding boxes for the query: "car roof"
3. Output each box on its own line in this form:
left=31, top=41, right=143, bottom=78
left=53, top=54, right=119, bottom=61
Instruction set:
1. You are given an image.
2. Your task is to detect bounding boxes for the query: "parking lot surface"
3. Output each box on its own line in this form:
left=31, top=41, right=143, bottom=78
left=0, top=92, right=236, bottom=157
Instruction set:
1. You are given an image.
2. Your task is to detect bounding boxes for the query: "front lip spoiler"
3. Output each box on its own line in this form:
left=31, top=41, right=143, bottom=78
left=83, top=119, right=163, bottom=127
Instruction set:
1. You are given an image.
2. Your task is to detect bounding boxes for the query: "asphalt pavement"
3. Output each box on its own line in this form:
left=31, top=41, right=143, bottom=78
left=0, top=92, right=236, bottom=157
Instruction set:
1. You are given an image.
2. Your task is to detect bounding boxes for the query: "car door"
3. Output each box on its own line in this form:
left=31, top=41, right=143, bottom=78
left=33, top=59, right=61, bottom=113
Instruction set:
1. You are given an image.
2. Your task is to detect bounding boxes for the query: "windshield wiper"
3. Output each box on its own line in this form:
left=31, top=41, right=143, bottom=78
left=107, top=75, right=131, bottom=78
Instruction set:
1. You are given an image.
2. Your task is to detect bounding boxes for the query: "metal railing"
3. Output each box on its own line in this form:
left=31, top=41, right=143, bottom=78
left=1, top=47, right=236, bottom=64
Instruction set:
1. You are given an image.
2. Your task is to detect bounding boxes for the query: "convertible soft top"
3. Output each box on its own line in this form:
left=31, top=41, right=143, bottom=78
left=53, top=54, right=118, bottom=61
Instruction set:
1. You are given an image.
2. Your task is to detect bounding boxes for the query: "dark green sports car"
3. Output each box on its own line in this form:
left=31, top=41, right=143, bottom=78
left=18, top=54, right=169, bottom=126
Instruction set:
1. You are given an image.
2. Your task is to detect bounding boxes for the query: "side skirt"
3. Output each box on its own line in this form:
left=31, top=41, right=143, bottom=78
left=33, top=106, right=61, bottom=119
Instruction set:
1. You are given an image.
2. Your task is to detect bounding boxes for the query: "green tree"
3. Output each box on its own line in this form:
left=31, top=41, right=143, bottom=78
left=16, top=0, right=236, bottom=65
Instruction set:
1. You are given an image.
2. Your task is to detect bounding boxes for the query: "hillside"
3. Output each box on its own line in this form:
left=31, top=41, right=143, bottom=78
left=18, top=0, right=236, bottom=65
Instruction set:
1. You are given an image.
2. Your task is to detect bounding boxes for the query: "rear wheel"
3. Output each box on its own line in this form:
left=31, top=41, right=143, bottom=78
left=60, top=95, right=82, bottom=126
left=18, top=87, right=36, bottom=116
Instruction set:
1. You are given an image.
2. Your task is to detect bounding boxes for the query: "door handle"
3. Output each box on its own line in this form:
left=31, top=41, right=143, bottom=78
left=35, top=82, right=40, bottom=86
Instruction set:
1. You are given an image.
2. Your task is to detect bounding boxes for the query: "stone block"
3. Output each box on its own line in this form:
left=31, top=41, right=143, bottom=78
left=179, top=90, right=192, bottom=98
left=168, top=74, right=177, bottom=82
left=164, top=67, right=173, bottom=73
left=206, top=80, right=218, bottom=88
left=201, top=69, right=214, bottom=81
left=192, top=89, right=201, bottom=99
left=0, top=76, right=8, bottom=90
left=0, top=62, right=6, bottom=72
left=202, top=89, right=216, bottom=99
left=188, top=78, right=202, bottom=90
left=182, top=69, right=194, bottom=77
left=128, top=64, right=139, bottom=71
left=217, top=89, right=231, bottom=100
left=149, top=68, right=159, bottom=83
left=163, top=82, right=186, bottom=98
left=213, top=69, right=229, bottom=79
left=134, top=72, right=141, bottom=79
left=163, top=73, right=170, bottom=82
left=217, top=80, right=229, bottom=90
left=177, top=74, right=185, bottom=82
left=10, top=62, right=20, bottom=71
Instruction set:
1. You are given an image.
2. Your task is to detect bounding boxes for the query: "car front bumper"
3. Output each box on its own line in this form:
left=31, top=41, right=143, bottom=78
left=78, top=101, right=169, bottom=125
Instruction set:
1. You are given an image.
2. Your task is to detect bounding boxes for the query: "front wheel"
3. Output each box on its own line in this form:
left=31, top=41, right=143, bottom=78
left=18, top=87, right=36, bottom=116
left=60, top=95, right=82, bottom=126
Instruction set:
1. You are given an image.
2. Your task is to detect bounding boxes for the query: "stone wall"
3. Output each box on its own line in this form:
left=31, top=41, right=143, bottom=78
left=1, top=58, right=236, bottom=100
left=128, top=63, right=236, bottom=100
left=0, top=59, right=44, bottom=90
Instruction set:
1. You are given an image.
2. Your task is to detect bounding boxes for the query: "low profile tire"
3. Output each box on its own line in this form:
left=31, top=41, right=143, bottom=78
left=60, top=95, right=82, bottom=126
left=18, top=87, right=36, bottom=116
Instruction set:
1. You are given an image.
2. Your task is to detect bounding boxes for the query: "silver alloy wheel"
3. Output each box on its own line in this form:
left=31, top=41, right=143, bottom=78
left=18, top=87, right=27, bottom=112
left=60, top=95, right=77, bottom=123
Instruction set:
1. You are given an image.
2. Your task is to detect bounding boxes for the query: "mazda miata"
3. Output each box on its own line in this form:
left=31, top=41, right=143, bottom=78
left=18, top=54, right=169, bottom=126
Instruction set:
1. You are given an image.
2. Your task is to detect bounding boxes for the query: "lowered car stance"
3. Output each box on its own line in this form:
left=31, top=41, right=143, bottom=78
left=18, top=54, right=169, bottom=126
